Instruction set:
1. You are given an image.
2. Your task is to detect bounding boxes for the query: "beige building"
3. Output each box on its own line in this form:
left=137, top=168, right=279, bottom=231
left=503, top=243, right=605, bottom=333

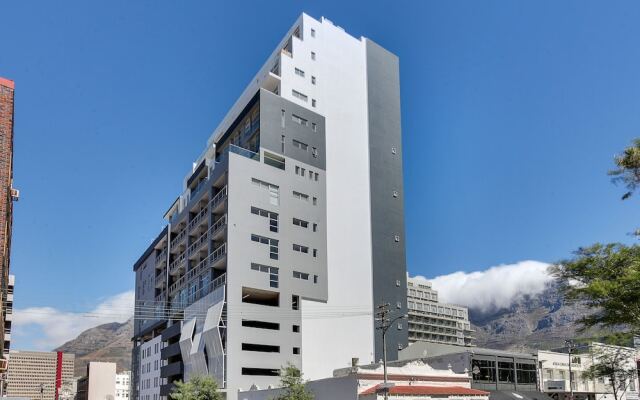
left=76, top=362, right=117, bottom=400
left=5, top=350, right=74, bottom=400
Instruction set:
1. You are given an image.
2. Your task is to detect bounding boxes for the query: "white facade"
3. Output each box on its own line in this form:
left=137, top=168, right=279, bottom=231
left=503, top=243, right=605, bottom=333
left=139, top=336, right=162, bottom=400
left=539, top=344, right=639, bottom=400
left=116, top=371, right=132, bottom=400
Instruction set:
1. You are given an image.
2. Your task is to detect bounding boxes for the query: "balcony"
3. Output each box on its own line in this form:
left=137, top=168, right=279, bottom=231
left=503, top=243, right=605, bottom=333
left=188, top=205, right=209, bottom=233
left=155, top=249, right=167, bottom=267
left=168, top=246, right=227, bottom=296
left=170, top=228, right=187, bottom=249
left=209, top=214, right=227, bottom=241
left=187, top=231, right=209, bottom=258
left=155, top=272, right=166, bottom=289
left=161, top=361, right=183, bottom=378
left=210, top=186, right=228, bottom=214
left=161, top=342, right=181, bottom=359
left=169, top=251, right=187, bottom=275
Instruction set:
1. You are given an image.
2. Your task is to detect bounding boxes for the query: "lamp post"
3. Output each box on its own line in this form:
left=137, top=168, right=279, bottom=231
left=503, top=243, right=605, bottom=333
left=566, top=339, right=576, bottom=400
left=376, top=303, right=408, bottom=400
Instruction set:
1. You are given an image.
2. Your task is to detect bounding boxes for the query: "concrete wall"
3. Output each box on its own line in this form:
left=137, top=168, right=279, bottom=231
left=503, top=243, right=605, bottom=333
left=87, top=362, right=116, bottom=400
left=238, top=376, right=358, bottom=400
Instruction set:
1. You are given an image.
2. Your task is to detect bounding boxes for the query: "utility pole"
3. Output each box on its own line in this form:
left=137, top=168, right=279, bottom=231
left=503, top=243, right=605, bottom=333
left=376, top=303, right=407, bottom=400
left=566, top=339, right=575, bottom=400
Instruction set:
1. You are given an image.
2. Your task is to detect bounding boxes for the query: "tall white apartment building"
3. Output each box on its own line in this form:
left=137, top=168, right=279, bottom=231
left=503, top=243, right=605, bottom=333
left=407, top=276, right=474, bottom=346
left=132, top=13, right=407, bottom=400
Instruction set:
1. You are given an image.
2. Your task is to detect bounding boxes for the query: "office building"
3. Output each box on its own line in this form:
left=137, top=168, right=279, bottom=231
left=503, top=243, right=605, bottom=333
left=0, top=77, right=18, bottom=359
left=407, top=275, right=474, bottom=346
left=116, top=371, right=132, bottom=400
left=132, top=13, right=407, bottom=400
left=5, top=350, right=74, bottom=400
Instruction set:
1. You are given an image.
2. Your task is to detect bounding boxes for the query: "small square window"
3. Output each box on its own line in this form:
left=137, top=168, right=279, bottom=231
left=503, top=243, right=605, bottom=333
left=293, top=347, right=301, bottom=355
left=311, top=76, right=316, bottom=85
left=394, top=235, right=400, bottom=242
left=310, top=28, right=316, bottom=37
left=311, top=51, right=316, bottom=60
left=396, top=280, right=401, bottom=287
left=313, top=223, right=317, bottom=232
left=391, top=147, right=397, bottom=154
left=293, top=325, right=300, bottom=333
left=312, top=99, right=316, bottom=107
left=313, top=249, right=317, bottom=257
left=393, top=190, right=398, bottom=198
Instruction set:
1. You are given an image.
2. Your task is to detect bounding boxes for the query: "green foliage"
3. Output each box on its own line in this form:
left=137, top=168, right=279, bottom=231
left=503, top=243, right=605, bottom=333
left=582, top=346, right=637, bottom=400
left=609, top=138, right=640, bottom=200
left=273, top=364, right=314, bottom=400
left=169, top=375, right=223, bottom=400
left=550, top=243, right=640, bottom=333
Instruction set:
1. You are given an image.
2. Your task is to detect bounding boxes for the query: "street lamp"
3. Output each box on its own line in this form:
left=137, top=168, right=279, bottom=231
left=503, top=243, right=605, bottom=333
left=566, top=339, right=576, bottom=400
left=376, top=303, right=408, bottom=400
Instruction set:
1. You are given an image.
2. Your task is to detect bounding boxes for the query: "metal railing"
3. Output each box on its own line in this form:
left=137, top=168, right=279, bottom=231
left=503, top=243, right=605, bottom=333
left=169, top=251, right=186, bottom=274
left=209, top=214, right=227, bottom=237
left=188, top=205, right=209, bottom=231
left=169, top=243, right=227, bottom=295
left=170, top=228, right=187, bottom=249
left=187, top=230, right=208, bottom=256
left=155, top=248, right=167, bottom=266
left=209, top=186, right=228, bottom=210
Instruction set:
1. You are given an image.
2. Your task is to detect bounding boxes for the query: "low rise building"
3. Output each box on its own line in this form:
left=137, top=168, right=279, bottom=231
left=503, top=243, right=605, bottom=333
left=399, top=342, right=540, bottom=394
left=239, top=360, right=489, bottom=400
left=407, top=275, right=474, bottom=346
left=539, top=343, right=639, bottom=400
left=116, top=371, right=132, bottom=400
left=5, top=350, right=74, bottom=400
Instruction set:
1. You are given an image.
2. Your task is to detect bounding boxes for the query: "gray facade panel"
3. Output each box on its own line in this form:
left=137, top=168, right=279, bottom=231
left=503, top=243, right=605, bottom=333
left=365, top=39, right=408, bottom=361
left=259, top=89, right=326, bottom=170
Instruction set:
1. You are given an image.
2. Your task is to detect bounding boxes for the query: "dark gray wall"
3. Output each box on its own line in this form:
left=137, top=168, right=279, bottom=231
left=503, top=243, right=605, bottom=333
left=259, top=89, right=326, bottom=170
left=365, top=39, right=408, bottom=361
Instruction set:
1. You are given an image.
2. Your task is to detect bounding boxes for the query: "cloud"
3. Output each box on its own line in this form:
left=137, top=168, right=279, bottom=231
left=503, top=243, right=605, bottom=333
left=12, top=290, right=134, bottom=351
left=416, top=260, right=553, bottom=313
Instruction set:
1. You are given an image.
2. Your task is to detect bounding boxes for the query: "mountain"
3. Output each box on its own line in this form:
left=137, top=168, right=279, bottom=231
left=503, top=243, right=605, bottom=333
left=54, top=318, right=133, bottom=376
left=469, top=281, right=618, bottom=351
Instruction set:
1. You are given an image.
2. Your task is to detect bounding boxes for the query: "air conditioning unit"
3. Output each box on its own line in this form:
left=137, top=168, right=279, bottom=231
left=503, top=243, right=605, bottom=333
left=10, top=188, right=19, bottom=201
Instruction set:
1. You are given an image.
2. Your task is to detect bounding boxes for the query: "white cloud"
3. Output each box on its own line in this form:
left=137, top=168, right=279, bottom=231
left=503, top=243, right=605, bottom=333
left=416, top=260, right=553, bottom=313
left=12, top=290, right=134, bottom=351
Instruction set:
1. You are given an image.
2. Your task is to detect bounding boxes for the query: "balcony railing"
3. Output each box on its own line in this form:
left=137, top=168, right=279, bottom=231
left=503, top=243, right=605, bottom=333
left=187, top=230, right=209, bottom=256
left=155, top=248, right=167, bottom=266
left=188, top=205, right=209, bottom=232
left=209, top=214, right=227, bottom=237
left=170, top=228, right=187, bottom=249
left=169, top=251, right=186, bottom=274
left=209, top=186, right=228, bottom=210
left=169, top=244, right=227, bottom=295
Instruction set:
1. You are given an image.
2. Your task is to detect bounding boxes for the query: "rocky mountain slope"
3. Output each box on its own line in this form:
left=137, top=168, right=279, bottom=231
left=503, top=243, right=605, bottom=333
left=54, top=318, right=133, bottom=377
left=469, top=281, right=613, bottom=351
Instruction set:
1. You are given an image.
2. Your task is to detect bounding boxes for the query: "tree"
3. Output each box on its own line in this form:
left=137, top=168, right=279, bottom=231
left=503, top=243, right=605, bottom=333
left=582, top=345, right=637, bottom=400
left=551, top=243, right=640, bottom=333
left=169, top=376, right=223, bottom=400
left=609, top=138, right=640, bottom=200
left=273, top=364, right=314, bottom=400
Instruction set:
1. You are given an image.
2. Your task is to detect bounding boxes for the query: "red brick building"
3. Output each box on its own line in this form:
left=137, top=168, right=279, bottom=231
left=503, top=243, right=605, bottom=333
left=0, top=77, right=17, bottom=359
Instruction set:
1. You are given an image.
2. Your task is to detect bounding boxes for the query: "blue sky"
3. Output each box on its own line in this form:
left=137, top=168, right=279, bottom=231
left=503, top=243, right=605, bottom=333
left=2, top=0, right=640, bottom=349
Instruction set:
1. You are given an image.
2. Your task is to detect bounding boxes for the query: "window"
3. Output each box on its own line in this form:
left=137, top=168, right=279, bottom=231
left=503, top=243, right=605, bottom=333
left=242, top=287, right=279, bottom=307
left=313, top=275, right=318, bottom=284
left=311, top=122, right=317, bottom=132
left=312, top=99, right=316, bottom=107
left=292, top=295, right=300, bottom=310
left=292, top=90, right=308, bottom=101
left=312, top=197, right=317, bottom=205
left=295, top=166, right=307, bottom=176
left=312, top=148, right=318, bottom=158
left=293, top=218, right=309, bottom=228
left=308, top=170, right=313, bottom=179
left=295, top=67, right=305, bottom=77
left=293, top=244, right=309, bottom=254
left=292, top=139, right=308, bottom=151
left=293, top=347, right=300, bottom=355
left=251, top=234, right=279, bottom=260
left=251, top=206, right=279, bottom=232
left=311, top=51, right=316, bottom=60
left=516, top=363, right=537, bottom=385
left=311, top=76, right=316, bottom=85
left=292, top=114, right=308, bottom=126
left=250, top=263, right=279, bottom=288
left=313, top=249, right=317, bottom=257
left=293, top=271, right=309, bottom=280
left=310, top=28, right=316, bottom=37
left=293, top=325, right=300, bottom=333
left=312, top=223, right=317, bottom=232
left=264, top=151, right=285, bottom=170
left=251, top=178, right=279, bottom=206
left=472, top=360, right=497, bottom=383
left=293, top=191, right=309, bottom=201
left=242, top=368, right=280, bottom=376
left=498, top=361, right=515, bottom=383
left=242, top=343, right=280, bottom=353
left=281, top=109, right=285, bottom=128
